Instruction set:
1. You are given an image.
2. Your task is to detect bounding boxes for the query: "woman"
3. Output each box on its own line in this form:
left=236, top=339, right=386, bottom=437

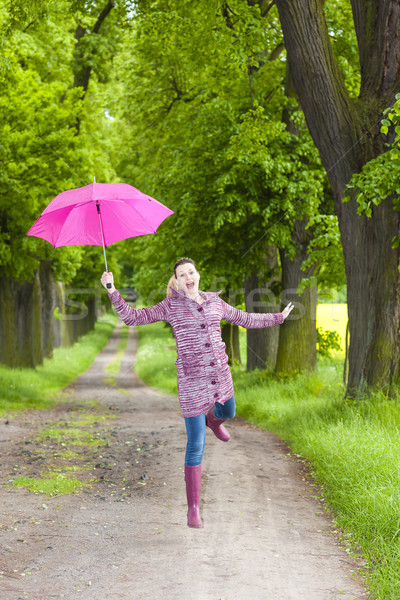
left=100, top=258, right=293, bottom=528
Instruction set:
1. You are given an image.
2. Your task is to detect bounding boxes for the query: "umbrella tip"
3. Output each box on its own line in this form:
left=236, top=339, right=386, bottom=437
left=93, top=176, right=96, bottom=183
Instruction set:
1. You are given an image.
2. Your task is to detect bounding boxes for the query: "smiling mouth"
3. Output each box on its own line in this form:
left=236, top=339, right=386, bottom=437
left=186, top=282, right=195, bottom=289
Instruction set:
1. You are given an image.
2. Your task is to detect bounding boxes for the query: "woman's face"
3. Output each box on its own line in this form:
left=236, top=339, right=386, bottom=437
left=175, top=262, right=200, bottom=296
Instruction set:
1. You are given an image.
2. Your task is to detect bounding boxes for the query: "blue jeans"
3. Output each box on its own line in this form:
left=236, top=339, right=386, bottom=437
left=184, top=397, right=236, bottom=466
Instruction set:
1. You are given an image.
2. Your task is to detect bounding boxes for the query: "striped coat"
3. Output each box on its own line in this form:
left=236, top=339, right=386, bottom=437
left=108, top=288, right=284, bottom=418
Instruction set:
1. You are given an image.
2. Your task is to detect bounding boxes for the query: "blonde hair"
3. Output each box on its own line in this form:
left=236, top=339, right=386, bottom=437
left=166, top=274, right=179, bottom=297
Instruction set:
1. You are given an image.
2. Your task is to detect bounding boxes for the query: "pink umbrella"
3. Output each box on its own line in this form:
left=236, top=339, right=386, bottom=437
left=27, top=182, right=174, bottom=287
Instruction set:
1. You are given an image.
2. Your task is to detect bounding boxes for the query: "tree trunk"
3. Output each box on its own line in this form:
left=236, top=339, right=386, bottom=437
left=0, top=272, right=43, bottom=368
left=39, top=260, right=55, bottom=360
left=221, top=323, right=241, bottom=364
left=244, top=246, right=280, bottom=372
left=0, top=277, right=16, bottom=366
left=275, top=221, right=318, bottom=374
left=343, top=194, right=400, bottom=391
left=0, top=267, right=95, bottom=367
left=53, top=282, right=71, bottom=348
left=274, top=0, right=400, bottom=392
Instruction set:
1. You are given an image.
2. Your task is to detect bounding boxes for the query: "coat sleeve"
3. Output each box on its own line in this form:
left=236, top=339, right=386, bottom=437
left=108, top=290, right=170, bottom=326
left=221, top=299, right=284, bottom=329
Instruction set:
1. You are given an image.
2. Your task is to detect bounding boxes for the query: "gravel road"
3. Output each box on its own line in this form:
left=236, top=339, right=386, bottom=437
left=0, top=321, right=369, bottom=600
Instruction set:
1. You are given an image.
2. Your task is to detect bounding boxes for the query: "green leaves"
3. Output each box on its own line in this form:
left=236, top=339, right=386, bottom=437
left=0, top=0, right=351, bottom=295
left=0, top=1, right=121, bottom=282
left=345, top=93, right=400, bottom=227
left=114, top=0, right=335, bottom=297
left=316, top=327, right=342, bottom=358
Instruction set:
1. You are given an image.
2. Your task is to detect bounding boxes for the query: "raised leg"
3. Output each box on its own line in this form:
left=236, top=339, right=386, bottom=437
left=206, top=396, right=236, bottom=442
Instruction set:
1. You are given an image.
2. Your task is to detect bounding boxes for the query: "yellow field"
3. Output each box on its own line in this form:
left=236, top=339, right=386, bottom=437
left=316, top=303, right=348, bottom=346
left=239, top=303, right=348, bottom=352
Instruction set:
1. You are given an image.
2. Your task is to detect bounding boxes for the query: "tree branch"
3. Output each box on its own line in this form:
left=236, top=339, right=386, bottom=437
left=93, top=0, right=115, bottom=34
left=269, top=42, right=285, bottom=61
left=72, top=1, right=115, bottom=133
left=261, top=1, right=276, bottom=18
left=275, top=0, right=359, bottom=186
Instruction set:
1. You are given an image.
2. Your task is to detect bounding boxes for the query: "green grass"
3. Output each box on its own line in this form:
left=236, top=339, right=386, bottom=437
left=10, top=405, right=116, bottom=496
left=235, top=368, right=400, bottom=599
left=1, top=317, right=119, bottom=497
left=0, top=314, right=117, bottom=414
left=11, top=471, right=88, bottom=496
left=37, top=425, right=107, bottom=447
left=135, top=319, right=400, bottom=600
left=134, top=322, right=178, bottom=395
left=36, top=409, right=114, bottom=448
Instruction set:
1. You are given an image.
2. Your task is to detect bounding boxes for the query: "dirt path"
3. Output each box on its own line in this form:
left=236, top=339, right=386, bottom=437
left=0, top=322, right=369, bottom=600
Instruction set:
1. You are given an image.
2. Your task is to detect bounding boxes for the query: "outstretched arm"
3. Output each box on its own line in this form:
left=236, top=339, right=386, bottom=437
left=222, top=300, right=294, bottom=328
left=100, top=271, right=169, bottom=326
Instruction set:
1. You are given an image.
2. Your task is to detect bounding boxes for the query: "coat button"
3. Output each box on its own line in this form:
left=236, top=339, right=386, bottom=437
left=200, top=324, right=206, bottom=329
left=214, top=393, right=218, bottom=398
left=205, top=343, right=210, bottom=347
left=211, top=380, right=216, bottom=385
left=197, top=307, right=203, bottom=312
left=210, top=361, right=215, bottom=366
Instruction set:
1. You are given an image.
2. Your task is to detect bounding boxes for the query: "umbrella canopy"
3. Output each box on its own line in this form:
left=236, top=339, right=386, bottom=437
left=27, top=182, right=174, bottom=248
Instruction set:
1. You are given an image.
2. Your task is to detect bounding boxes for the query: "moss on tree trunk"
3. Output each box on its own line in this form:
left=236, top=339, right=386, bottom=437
left=40, top=261, right=55, bottom=360
left=244, top=247, right=280, bottom=372
left=0, top=263, right=98, bottom=368
left=275, top=243, right=317, bottom=374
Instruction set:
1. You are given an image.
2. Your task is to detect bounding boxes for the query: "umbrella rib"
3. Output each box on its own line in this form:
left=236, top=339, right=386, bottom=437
left=54, top=201, right=101, bottom=246
left=41, top=200, right=93, bottom=216
left=51, top=208, right=75, bottom=247
left=54, top=206, right=93, bottom=246
left=104, top=199, right=158, bottom=237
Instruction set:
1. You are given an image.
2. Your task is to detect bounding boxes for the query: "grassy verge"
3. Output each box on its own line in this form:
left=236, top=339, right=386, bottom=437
left=0, top=314, right=117, bottom=415
left=135, top=320, right=400, bottom=600
left=134, top=322, right=178, bottom=395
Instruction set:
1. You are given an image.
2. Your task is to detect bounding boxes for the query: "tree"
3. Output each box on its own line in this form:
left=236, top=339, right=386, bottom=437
left=116, top=0, right=335, bottom=373
left=0, top=0, right=121, bottom=282
left=0, top=0, right=125, bottom=366
left=274, top=0, right=400, bottom=393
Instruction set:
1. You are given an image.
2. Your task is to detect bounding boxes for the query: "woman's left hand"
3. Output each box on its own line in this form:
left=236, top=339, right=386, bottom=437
left=282, top=302, right=294, bottom=320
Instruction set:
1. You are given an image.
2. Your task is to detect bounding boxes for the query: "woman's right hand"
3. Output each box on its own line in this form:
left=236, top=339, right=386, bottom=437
left=100, top=271, right=115, bottom=293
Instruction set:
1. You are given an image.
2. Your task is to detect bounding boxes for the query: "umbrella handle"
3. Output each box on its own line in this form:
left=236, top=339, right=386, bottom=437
left=106, top=283, right=112, bottom=289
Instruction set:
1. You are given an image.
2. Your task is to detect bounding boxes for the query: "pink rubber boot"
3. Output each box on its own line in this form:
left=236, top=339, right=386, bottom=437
left=206, top=406, right=230, bottom=442
left=184, top=464, right=203, bottom=528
